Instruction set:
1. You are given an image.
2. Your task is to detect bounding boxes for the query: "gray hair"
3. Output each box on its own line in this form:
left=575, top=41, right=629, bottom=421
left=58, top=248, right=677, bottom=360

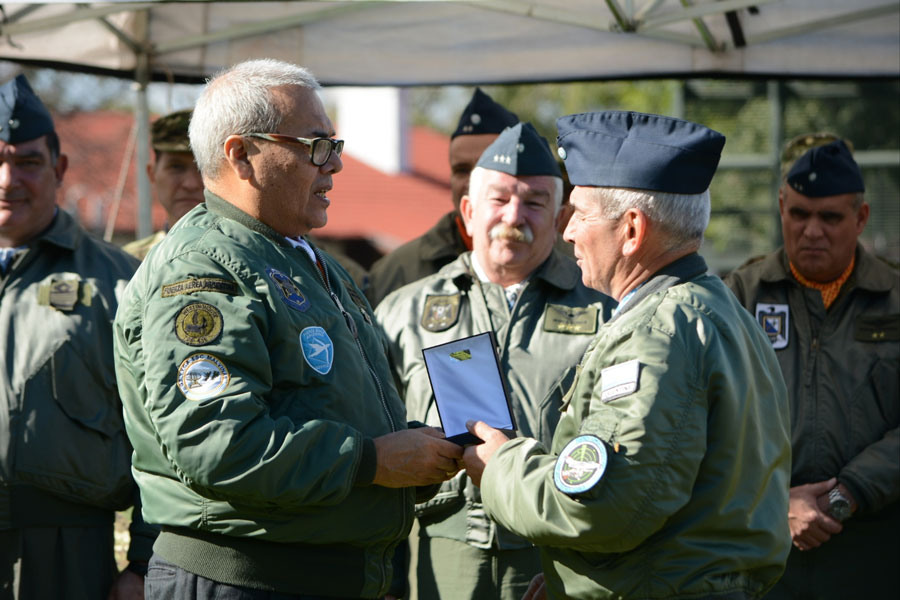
left=189, top=58, right=320, bottom=179
left=589, top=187, right=710, bottom=251
left=467, top=166, right=564, bottom=215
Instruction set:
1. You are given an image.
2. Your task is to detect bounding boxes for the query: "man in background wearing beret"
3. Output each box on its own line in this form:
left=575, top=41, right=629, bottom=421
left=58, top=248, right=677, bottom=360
left=366, top=88, right=519, bottom=306
left=0, top=74, right=151, bottom=598
left=726, top=137, right=899, bottom=598
left=463, top=111, right=792, bottom=599
left=123, top=109, right=204, bottom=260
left=377, top=123, right=613, bottom=600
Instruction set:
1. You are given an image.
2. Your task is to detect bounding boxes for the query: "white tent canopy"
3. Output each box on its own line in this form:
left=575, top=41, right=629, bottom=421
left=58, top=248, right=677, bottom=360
left=1, top=1, right=897, bottom=237
left=1, top=0, right=898, bottom=85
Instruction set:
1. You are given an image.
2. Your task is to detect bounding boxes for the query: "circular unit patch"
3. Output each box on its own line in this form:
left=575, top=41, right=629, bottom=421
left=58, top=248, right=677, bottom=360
left=554, top=434, right=608, bottom=494
left=177, top=353, right=230, bottom=401
left=175, top=302, right=223, bottom=346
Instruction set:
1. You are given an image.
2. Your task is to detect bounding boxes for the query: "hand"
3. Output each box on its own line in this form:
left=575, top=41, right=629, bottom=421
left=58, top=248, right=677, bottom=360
left=788, top=477, right=842, bottom=551
left=522, top=573, right=546, bottom=600
left=107, top=568, right=144, bottom=600
left=373, top=427, right=463, bottom=488
left=461, top=420, right=511, bottom=487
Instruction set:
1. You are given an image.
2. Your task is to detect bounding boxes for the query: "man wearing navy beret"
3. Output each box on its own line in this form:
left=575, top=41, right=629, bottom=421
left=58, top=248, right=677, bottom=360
left=726, top=137, right=899, bottom=598
left=0, top=74, right=150, bottom=598
left=463, top=111, right=792, bottom=599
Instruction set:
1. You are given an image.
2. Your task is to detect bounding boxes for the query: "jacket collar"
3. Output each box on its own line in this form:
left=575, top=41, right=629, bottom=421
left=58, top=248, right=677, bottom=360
left=756, top=245, right=894, bottom=293
left=611, top=252, right=708, bottom=322
left=420, top=211, right=470, bottom=261
left=204, top=189, right=293, bottom=249
left=32, top=208, right=81, bottom=252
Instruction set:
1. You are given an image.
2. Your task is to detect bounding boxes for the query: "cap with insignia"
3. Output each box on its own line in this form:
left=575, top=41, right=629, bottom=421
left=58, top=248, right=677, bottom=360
left=451, top=88, right=519, bottom=139
left=476, top=122, right=562, bottom=178
left=556, top=111, right=726, bottom=194
left=152, top=109, right=192, bottom=152
left=780, top=132, right=850, bottom=177
left=0, top=74, right=55, bottom=144
left=786, top=139, right=864, bottom=197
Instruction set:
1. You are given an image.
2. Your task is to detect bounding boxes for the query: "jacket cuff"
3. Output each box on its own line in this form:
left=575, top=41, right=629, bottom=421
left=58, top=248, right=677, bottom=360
left=355, top=437, right=377, bottom=485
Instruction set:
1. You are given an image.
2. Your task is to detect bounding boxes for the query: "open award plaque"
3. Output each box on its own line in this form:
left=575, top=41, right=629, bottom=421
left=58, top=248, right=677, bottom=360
left=422, top=331, right=517, bottom=445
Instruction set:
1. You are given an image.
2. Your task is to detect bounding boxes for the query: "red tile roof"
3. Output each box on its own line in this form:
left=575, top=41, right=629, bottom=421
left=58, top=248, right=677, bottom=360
left=53, top=110, right=452, bottom=251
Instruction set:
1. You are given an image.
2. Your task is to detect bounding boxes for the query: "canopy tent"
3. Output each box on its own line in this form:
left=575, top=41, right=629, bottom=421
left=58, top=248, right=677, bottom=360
left=1, top=0, right=898, bottom=236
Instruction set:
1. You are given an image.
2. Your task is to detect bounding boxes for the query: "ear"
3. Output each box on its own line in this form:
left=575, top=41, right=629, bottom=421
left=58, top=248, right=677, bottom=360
left=460, top=194, right=475, bottom=236
left=146, top=161, right=156, bottom=184
left=621, top=208, right=647, bottom=257
left=53, top=154, right=68, bottom=187
left=856, top=201, right=870, bottom=234
left=223, top=135, right=253, bottom=181
left=778, top=187, right=786, bottom=216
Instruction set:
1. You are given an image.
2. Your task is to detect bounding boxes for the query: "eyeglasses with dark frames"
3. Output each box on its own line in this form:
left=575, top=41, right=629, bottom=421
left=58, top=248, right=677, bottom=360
left=244, top=133, right=344, bottom=166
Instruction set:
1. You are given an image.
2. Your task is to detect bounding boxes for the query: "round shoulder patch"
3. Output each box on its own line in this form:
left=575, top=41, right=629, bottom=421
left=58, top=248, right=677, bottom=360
left=175, top=302, right=223, bottom=346
left=554, top=434, right=608, bottom=494
left=177, top=353, right=230, bottom=401
left=300, top=326, right=334, bottom=375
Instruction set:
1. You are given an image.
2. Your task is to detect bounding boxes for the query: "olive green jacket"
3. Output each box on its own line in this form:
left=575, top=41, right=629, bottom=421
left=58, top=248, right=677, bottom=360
left=0, top=209, right=154, bottom=560
left=725, top=245, right=898, bottom=516
left=376, top=250, right=612, bottom=549
left=481, top=254, right=792, bottom=599
left=114, top=191, right=412, bottom=597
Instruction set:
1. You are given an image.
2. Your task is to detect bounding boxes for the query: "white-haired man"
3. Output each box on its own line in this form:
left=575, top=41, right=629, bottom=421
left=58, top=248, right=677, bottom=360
left=377, top=122, right=613, bottom=600
left=463, top=111, right=792, bottom=599
left=113, top=58, right=462, bottom=599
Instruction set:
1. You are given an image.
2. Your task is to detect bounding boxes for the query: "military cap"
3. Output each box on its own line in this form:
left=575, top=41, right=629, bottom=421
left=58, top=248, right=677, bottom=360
left=476, top=122, right=562, bottom=178
left=786, top=139, right=864, bottom=197
left=556, top=111, right=726, bottom=194
left=152, top=109, right=192, bottom=152
left=451, top=88, right=519, bottom=139
left=0, top=74, right=55, bottom=144
left=780, top=132, right=852, bottom=177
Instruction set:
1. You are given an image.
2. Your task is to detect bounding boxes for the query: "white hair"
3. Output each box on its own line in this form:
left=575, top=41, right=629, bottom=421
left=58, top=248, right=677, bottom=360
left=189, top=58, right=320, bottom=179
left=467, top=166, right=564, bottom=214
left=589, top=187, right=711, bottom=251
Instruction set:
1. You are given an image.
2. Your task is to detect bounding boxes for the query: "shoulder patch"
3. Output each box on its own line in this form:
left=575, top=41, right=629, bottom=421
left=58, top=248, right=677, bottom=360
left=177, top=353, right=230, bottom=401
left=421, top=294, right=461, bottom=332
left=161, top=277, right=239, bottom=297
left=300, top=326, right=334, bottom=375
left=543, top=304, right=598, bottom=334
left=755, top=303, right=789, bottom=349
left=175, top=302, right=223, bottom=346
left=600, top=359, right=640, bottom=402
left=554, top=435, right=608, bottom=494
left=267, top=268, right=310, bottom=312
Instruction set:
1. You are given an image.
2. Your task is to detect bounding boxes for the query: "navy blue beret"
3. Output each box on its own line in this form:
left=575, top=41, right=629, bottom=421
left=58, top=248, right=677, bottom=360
left=786, top=139, right=864, bottom=197
left=0, top=74, right=55, bottom=144
left=476, top=122, right=562, bottom=178
left=452, top=88, right=519, bottom=139
left=556, top=111, right=725, bottom=194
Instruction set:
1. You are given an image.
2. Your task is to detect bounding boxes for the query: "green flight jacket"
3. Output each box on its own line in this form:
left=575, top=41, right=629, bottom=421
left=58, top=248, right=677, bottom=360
left=725, top=245, right=899, bottom=596
left=0, top=210, right=154, bottom=561
left=376, top=250, right=613, bottom=550
left=114, top=192, right=412, bottom=598
left=480, top=254, right=792, bottom=600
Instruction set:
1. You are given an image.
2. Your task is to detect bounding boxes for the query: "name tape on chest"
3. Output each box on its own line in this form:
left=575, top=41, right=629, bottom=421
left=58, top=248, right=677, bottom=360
left=600, top=359, right=640, bottom=402
left=38, top=278, right=91, bottom=311
left=755, top=303, right=790, bottom=349
left=543, top=304, right=598, bottom=334
left=161, top=277, right=239, bottom=297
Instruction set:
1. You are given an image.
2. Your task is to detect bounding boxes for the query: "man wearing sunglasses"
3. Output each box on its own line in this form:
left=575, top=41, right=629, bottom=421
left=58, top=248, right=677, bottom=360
left=113, top=58, right=463, bottom=599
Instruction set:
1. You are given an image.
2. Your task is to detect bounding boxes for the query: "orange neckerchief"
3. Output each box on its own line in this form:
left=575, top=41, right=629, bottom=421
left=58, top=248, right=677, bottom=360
left=454, top=214, right=474, bottom=251
left=790, top=255, right=855, bottom=309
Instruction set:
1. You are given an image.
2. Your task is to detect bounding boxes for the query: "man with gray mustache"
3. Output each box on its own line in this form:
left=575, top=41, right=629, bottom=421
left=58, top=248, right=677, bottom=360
left=376, top=122, right=614, bottom=600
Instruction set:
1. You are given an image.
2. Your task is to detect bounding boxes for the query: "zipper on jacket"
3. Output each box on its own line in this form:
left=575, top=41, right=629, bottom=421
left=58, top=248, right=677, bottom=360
left=310, top=246, right=397, bottom=433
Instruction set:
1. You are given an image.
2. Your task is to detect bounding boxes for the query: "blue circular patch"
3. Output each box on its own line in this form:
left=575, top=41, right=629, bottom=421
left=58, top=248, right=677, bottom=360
left=554, top=434, right=608, bottom=494
left=300, top=326, right=334, bottom=375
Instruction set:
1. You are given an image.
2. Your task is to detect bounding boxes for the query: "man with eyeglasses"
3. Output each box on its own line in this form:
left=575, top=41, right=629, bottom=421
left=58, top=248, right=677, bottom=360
left=113, top=58, right=463, bottom=599
left=725, top=135, right=899, bottom=599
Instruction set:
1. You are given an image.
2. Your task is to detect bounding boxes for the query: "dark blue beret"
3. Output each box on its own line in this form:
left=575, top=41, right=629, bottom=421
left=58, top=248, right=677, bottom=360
left=0, top=74, right=55, bottom=144
left=556, top=111, right=725, bottom=194
left=786, top=139, right=864, bottom=197
left=476, top=122, right=562, bottom=178
left=452, top=88, right=519, bottom=139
